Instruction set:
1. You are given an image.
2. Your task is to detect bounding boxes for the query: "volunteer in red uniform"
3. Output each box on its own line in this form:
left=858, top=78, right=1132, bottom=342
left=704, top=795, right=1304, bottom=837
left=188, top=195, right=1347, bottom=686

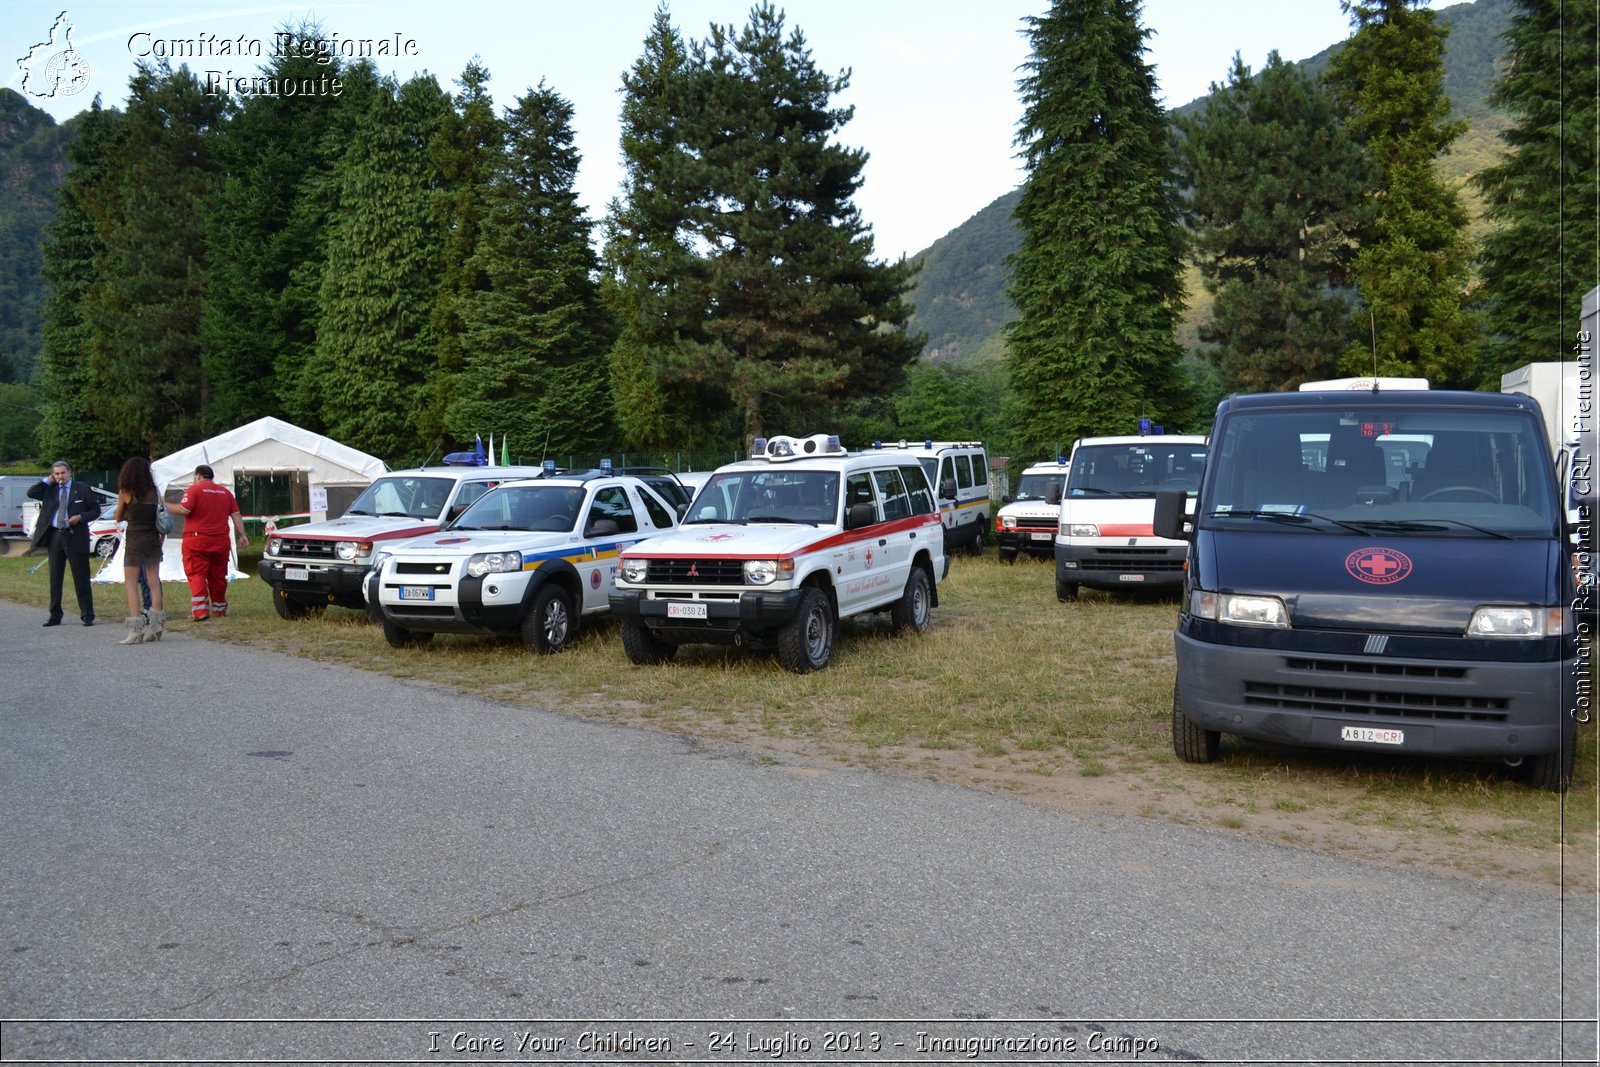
left=167, top=464, right=249, bottom=621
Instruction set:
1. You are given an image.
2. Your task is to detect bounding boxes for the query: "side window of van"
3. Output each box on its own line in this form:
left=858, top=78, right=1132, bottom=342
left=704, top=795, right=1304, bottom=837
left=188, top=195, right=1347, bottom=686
left=955, top=453, right=974, bottom=490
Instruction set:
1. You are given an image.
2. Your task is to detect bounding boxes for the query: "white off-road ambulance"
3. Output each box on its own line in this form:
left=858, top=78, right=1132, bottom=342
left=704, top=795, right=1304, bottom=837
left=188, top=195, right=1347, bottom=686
left=610, top=433, right=946, bottom=672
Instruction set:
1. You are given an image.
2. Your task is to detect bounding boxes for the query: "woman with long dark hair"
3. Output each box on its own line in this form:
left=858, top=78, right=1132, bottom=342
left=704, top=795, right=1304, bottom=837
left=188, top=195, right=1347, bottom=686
left=114, top=456, right=165, bottom=643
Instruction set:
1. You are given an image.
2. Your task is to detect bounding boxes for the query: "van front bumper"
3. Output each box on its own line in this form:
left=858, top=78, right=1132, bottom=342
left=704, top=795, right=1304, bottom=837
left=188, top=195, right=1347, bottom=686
left=1174, top=629, right=1576, bottom=758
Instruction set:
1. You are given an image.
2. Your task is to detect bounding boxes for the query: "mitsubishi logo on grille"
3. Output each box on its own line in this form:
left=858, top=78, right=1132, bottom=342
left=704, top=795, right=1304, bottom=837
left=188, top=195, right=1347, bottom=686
left=687, top=563, right=699, bottom=577
left=1363, top=634, right=1389, bottom=654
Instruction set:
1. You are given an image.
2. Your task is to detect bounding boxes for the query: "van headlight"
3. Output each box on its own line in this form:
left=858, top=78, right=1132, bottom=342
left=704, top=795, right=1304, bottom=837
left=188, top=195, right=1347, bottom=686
left=621, top=558, right=649, bottom=583
left=1191, top=590, right=1290, bottom=628
left=1068, top=524, right=1099, bottom=537
left=1467, top=606, right=1565, bottom=638
left=335, top=540, right=373, bottom=561
left=466, top=551, right=522, bottom=578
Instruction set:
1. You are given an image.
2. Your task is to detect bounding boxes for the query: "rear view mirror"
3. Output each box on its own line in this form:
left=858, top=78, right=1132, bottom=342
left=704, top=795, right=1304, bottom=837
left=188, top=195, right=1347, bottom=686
left=1153, top=489, right=1189, bottom=540
left=847, top=502, right=877, bottom=530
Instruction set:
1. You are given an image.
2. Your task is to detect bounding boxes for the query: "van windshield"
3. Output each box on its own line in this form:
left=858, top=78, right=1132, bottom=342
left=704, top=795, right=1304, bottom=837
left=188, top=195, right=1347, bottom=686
left=1203, top=407, right=1559, bottom=537
left=1067, top=443, right=1205, bottom=498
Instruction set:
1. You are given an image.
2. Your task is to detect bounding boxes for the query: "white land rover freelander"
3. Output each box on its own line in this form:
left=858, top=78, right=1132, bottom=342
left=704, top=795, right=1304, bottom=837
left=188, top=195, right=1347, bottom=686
left=368, top=469, right=679, bottom=652
left=258, top=463, right=549, bottom=619
left=609, top=433, right=947, bottom=672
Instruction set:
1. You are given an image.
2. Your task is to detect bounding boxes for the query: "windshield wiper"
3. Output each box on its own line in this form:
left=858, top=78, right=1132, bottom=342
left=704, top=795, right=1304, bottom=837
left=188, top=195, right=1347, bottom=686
left=344, top=508, right=374, bottom=517
left=685, top=517, right=746, bottom=525
left=1210, top=509, right=1371, bottom=534
left=745, top=514, right=819, bottom=526
left=377, top=510, right=414, bottom=518
left=1069, top=486, right=1129, bottom=498
left=1344, top=518, right=1513, bottom=540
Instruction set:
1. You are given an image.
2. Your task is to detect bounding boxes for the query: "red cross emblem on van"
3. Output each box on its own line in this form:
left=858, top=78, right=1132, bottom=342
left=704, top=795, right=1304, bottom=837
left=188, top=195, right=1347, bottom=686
left=1345, top=547, right=1413, bottom=585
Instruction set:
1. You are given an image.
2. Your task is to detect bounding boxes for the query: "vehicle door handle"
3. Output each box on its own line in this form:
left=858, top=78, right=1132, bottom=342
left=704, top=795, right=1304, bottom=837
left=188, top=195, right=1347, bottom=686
left=879, top=538, right=887, bottom=546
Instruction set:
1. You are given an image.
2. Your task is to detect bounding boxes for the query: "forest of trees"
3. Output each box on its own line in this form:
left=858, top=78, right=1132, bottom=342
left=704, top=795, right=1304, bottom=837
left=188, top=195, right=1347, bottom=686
left=3, top=0, right=1595, bottom=470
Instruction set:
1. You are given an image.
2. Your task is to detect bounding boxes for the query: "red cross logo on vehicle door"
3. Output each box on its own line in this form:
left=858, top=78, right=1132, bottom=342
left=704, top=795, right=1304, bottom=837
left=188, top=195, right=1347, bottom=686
left=1345, top=547, right=1413, bottom=585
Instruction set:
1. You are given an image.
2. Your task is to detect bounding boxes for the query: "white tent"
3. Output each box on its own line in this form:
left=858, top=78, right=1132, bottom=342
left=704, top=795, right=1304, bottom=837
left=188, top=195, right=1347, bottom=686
left=95, top=417, right=387, bottom=586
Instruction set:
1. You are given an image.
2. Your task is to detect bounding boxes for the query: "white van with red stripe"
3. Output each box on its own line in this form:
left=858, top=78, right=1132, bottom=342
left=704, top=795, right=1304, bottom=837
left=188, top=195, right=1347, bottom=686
left=610, top=433, right=946, bottom=672
left=1053, top=434, right=1207, bottom=601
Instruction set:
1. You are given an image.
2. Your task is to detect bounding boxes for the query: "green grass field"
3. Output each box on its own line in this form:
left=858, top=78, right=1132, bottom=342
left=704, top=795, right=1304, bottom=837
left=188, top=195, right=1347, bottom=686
left=3, top=545, right=1593, bottom=887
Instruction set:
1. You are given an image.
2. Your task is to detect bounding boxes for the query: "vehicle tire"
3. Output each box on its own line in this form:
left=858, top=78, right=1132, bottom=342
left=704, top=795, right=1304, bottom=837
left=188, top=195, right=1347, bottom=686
left=365, top=597, right=384, bottom=624
left=777, top=587, right=834, bottom=673
left=271, top=586, right=312, bottom=620
left=521, top=584, right=575, bottom=654
left=382, top=619, right=433, bottom=649
left=966, top=523, right=985, bottom=556
left=620, top=620, right=676, bottom=665
left=1172, top=680, right=1220, bottom=763
left=1521, top=733, right=1575, bottom=793
left=890, top=566, right=933, bottom=635
left=95, top=536, right=119, bottom=559
left=998, top=546, right=1017, bottom=564
left=1056, top=577, right=1079, bottom=602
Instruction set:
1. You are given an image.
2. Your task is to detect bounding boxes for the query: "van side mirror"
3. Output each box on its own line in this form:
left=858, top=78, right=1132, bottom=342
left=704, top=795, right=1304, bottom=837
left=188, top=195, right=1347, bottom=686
left=587, top=518, right=620, bottom=538
left=847, top=502, right=877, bottom=530
left=938, top=478, right=957, bottom=500
left=1153, top=489, right=1189, bottom=540
left=1045, top=483, right=1062, bottom=506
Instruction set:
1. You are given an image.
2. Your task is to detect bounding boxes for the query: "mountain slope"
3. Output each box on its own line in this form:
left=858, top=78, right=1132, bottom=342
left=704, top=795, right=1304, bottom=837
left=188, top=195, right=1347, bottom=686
left=906, top=0, right=1515, bottom=365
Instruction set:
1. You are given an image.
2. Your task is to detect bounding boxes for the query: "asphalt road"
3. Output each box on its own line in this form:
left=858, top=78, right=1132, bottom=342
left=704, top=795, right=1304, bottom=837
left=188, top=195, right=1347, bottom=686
left=1, top=599, right=1594, bottom=1065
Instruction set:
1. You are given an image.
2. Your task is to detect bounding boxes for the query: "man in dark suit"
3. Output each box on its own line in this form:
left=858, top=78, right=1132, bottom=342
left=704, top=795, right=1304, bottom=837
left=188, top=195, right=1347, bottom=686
left=28, top=460, right=101, bottom=626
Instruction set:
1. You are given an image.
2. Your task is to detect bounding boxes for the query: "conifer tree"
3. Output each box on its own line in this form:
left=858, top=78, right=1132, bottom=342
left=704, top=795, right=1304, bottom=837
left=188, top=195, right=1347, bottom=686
left=305, top=75, right=452, bottom=462
left=604, top=6, right=724, bottom=450
left=82, top=63, right=222, bottom=456
left=606, top=2, right=920, bottom=447
left=1472, top=0, right=1598, bottom=382
left=199, top=25, right=372, bottom=434
left=420, top=60, right=505, bottom=452
left=1005, top=0, right=1189, bottom=455
left=1325, top=0, right=1477, bottom=385
left=449, top=83, right=614, bottom=454
left=37, top=100, right=132, bottom=466
left=1176, top=52, right=1365, bottom=390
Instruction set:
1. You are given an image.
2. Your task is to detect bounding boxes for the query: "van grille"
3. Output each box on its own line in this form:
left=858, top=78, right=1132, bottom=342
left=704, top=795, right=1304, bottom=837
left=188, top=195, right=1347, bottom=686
left=1284, top=657, right=1467, bottom=680
left=644, top=558, right=746, bottom=584
left=1244, top=681, right=1508, bottom=722
left=1079, top=547, right=1184, bottom=572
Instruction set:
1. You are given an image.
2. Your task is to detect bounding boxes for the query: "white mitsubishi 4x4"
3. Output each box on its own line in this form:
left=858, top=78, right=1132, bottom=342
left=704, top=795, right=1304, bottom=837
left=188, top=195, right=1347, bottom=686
left=368, top=470, right=679, bottom=652
left=609, top=434, right=947, bottom=672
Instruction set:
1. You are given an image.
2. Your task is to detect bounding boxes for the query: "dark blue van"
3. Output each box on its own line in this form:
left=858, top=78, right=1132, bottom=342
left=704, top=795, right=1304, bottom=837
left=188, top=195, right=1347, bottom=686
left=1153, top=385, right=1587, bottom=791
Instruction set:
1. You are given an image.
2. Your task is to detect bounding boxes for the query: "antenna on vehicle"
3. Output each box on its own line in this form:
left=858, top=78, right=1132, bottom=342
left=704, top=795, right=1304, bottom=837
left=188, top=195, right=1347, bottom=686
left=1369, top=311, right=1380, bottom=390
left=539, top=428, right=550, bottom=466
left=419, top=445, right=439, bottom=470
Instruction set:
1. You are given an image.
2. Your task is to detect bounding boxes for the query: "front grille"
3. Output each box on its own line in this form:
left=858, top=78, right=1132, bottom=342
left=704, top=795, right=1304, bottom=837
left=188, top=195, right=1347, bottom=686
left=1244, top=681, right=1508, bottom=722
left=276, top=538, right=337, bottom=561
left=1079, top=547, right=1183, bottom=572
left=1016, top=517, right=1056, bottom=530
left=1284, top=657, right=1467, bottom=680
left=646, top=558, right=746, bottom=584
left=396, top=561, right=453, bottom=576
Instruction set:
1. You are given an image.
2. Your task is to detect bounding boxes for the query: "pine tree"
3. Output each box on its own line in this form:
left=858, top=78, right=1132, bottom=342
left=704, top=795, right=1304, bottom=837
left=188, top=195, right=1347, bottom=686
left=37, top=99, right=133, bottom=466
left=1325, top=0, right=1477, bottom=385
left=606, top=3, right=921, bottom=448
left=448, top=83, right=614, bottom=455
left=604, top=6, right=725, bottom=450
left=420, top=60, right=504, bottom=453
left=306, top=75, right=452, bottom=462
left=1005, top=0, right=1189, bottom=455
left=1176, top=52, right=1365, bottom=391
left=1472, top=0, right=1598, bottom=382
left=82, top=63, right=223, bottom=457
left=199, top=25, right=372, bottom=434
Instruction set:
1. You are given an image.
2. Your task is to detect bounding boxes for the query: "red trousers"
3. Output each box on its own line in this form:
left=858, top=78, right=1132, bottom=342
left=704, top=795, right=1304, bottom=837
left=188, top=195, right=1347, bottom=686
left=182, top=535, right=231, bottom=619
